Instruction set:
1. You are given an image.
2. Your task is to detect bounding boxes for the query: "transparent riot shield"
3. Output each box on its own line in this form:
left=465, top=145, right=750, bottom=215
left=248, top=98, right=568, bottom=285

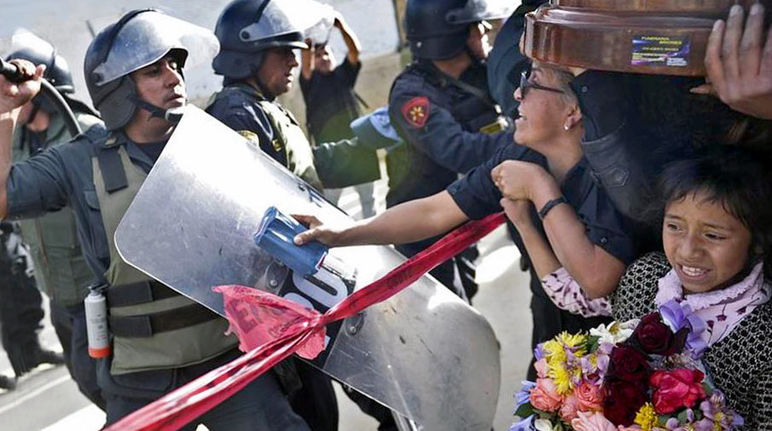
left=114, top=106, right=500, bottom=430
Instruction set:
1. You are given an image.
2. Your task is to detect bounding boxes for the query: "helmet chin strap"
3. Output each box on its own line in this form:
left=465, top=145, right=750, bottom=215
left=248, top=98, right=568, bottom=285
left=129, top=96, right=185, bottom=124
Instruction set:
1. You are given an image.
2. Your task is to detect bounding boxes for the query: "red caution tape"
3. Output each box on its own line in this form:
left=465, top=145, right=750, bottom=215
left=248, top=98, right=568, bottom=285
left=104, top=212, right=506, bottom=431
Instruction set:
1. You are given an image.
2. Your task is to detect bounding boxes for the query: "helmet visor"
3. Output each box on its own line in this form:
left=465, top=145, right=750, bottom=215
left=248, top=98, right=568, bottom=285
left=239, top=0, right=337, bottom=47
left=238, top=0, right=304, bottom=44
left=446, top=0, right=517, bottom=25
left=93, top=11, right=219, bottom=85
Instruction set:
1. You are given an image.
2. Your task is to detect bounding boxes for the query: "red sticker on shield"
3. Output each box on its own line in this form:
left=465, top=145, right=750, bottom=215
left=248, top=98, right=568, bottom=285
left=400, top=96, right=431, bottom=128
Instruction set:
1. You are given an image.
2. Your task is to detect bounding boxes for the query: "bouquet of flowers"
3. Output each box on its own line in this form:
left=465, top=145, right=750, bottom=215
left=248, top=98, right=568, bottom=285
left=511, top=300, right=743, bottom=431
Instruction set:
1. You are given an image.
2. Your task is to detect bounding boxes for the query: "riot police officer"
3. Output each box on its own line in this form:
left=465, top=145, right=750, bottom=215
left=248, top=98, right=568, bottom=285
left=5, top=37, right=104, bottom=407
left=207, top=0, right=379, bottom=193
left=387, top=0, right=512, bottom=300
left=0, top=10, right=311, bottom=428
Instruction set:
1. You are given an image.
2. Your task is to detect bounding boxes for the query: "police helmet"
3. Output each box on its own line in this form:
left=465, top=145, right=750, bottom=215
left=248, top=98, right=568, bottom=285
left=5, top=31, right=76, bottom=117
left=406, top=0, right=508, bottom=60
left=84, top=9, right=218, bottom=130
left=213, top=0, right=308, bottom=80
left=5, top=37, right=73, bottom=95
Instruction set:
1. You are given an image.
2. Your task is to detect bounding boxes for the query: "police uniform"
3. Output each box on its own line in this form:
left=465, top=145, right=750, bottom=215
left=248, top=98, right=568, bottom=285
left=206, top=82, right=322, bottom=190
left=387, top=60, right=511, bottom=298
left=5, top=124, right=311, bottom=428
left=11, top=108, right=104, bottom=407
left=447, top=143, right=634, bottom=375
left=206, top=82, right=378, bottom=192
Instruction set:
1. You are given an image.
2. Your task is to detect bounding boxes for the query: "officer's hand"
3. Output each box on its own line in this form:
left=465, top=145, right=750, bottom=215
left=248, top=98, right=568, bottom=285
left=0, top=60, right=44, bottom=115
left=303, top=38, right=314, bottom=52
left=491, top=160, right=549, bottom=201
left=691, top=4, right=772, bottom=119
left=292, top=214, right=348, bottom=247
left=500, top=198, right=533, bottom=226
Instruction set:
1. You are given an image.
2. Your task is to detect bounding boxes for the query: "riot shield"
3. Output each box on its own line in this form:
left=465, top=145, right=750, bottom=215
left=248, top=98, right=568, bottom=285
left=114, top=106, right=500, bottom=430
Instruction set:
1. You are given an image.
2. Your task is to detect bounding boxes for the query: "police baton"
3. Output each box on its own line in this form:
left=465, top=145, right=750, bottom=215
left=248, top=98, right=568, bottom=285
left=0, top=58, right=82, bottom=137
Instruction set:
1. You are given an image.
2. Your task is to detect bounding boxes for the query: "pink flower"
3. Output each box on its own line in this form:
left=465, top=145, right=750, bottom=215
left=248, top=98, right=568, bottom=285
left=530, top=378, right=563, bottom=412
left=570, top=411, right=616, bottom=431
left=559, top=395, right=581, bottom=421
left=650, top=369, right=706, bottom=414
left=534, top=358, right=549, bottom=379
left=574, top=380, right=603, bottom=412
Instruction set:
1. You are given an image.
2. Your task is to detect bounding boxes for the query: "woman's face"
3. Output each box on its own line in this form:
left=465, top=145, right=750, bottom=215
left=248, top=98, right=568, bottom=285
left=663, top=190, right=753, bottom=294
left=513, top=66, right=571, bottom=148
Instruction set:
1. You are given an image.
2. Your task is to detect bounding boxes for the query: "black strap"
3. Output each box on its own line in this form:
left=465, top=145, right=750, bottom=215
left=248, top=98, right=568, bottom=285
left=538, top=196, right=568, bottom=220
left=109, top=303, right=219, bottom=338
left=96, top=145, right=128, bottom=193
left=425, top=62, right=500, bottom=113
left=106, top=280, right=178, bottom=308
left=254, top=0, right=271, bottom=26
left=353, top=91, right=370, bottom=109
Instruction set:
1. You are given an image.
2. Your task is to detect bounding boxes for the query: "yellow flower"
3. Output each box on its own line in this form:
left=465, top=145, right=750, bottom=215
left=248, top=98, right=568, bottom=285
left=548, top=364, right=573, bottom=395
left=633, top=403, right=657, bottom=431
left=558, top=331, right=586, bottom=349
left=543, top=339, right=567, bottom=364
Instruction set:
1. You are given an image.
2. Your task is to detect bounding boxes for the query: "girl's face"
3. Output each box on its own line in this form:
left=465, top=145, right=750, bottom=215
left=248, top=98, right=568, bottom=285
left=663, top=190, right=753, bottom=294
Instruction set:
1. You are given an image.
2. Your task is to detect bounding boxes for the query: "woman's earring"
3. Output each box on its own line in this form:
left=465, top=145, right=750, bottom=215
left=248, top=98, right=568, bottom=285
left=563, top=124, right=570, bottom=131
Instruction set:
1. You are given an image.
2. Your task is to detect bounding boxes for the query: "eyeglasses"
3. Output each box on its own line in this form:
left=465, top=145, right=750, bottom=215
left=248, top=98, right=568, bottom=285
left=519, top=70, right=565, bottom=98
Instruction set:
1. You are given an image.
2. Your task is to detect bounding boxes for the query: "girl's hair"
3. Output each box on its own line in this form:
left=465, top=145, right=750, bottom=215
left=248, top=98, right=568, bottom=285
left=657, top=146, right=772, bottom=279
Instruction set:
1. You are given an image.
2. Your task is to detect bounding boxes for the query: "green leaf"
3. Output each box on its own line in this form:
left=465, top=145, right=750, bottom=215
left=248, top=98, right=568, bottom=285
left=514, top=402, right=535, bottom=418
left=702, top=382, right=713, bottom=396
left=677, top=409, right=689, bottom=423
left=586, top=335, right=601, bottom=353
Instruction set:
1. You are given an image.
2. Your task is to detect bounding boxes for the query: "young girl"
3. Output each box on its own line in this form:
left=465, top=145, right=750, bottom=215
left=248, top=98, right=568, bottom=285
left=504, top=146, right=772, bottom=428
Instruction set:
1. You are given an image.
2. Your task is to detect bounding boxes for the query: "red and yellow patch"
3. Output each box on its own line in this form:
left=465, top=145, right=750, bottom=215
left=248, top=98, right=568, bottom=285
left=400, top=96, right=430, bottom=128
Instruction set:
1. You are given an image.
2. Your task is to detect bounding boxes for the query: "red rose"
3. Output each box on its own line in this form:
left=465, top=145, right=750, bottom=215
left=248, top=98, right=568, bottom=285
left=631, top=313, right=682, bottom=356
left=650, top=369, right=707, bottom=414
left=607, top=344, right=651, bottom=383
left=601, top=378, right=648, bottom=426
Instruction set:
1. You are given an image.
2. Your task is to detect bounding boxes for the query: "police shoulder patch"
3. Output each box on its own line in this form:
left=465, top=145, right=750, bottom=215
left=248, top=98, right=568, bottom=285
left=400, top=96, right=431, bottom=128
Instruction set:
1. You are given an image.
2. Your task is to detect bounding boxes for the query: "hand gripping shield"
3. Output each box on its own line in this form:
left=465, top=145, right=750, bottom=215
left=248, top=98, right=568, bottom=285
left=114, top=106, right=500, bottom=430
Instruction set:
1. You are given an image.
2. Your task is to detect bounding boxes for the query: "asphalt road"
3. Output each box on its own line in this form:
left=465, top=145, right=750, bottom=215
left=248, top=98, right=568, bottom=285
left=0, top=178, right=533, bottom=431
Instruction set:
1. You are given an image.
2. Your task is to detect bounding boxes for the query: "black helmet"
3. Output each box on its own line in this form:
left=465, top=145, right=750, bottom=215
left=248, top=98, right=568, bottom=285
left=5, top=31, right=77, bottom=117
left=84, top=9, right=218, bottom=130
left=406, top=0, right=508, bottom=60
left=213, top=0, right=308, bottom=80
left=5, top=38, right=73, bottom=95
